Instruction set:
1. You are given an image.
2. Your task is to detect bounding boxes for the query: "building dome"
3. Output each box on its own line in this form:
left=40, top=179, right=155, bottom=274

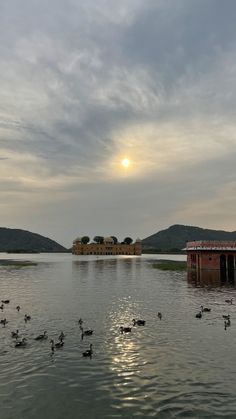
left=104, top=237, right=114, bottom=244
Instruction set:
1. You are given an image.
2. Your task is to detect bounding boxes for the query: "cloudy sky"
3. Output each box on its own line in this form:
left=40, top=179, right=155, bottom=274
left=1, top=0, right=236, bottom=247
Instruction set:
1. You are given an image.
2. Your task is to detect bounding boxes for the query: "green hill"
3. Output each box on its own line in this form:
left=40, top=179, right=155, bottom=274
left=142, top=224, right=236, bottom=253
left=0, top=228, right=67, bottom=253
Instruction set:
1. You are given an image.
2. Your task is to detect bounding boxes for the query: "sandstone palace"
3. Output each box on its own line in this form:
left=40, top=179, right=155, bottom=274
left=72, top=236, right=142, bottom=256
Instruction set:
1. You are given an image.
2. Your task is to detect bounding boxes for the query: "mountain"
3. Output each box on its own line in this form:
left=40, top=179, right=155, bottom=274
left=142, top=224, right=236, bottom=252
left=0, top=228, right=67, bottom=253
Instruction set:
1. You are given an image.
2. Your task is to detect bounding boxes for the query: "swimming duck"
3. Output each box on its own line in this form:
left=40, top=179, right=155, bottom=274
left=24, top=314, right=31, bottom=321
left=120, top=326, right=132, bottom=334
left=80, top=327, right=93, bottom=339
left=132, top=319, right=146, bottom=326
left=50, top=339, right=64, bottom=350
left=1, top=300, right=10, bottom=304
left=82, top=344, right=93, bottom=358
left=11, top=329, right=19, bottom=339
left=0, top=318, right=8, bottom=326
left=16, top=306, right=21, bottom=311
left=222, top=314, right=230, bottom=320
left=15, top=338, right=27, bottom=348
left=195, top=311, right=202, bottom=319
left=35, top=331, right=48, bottom=341
left=225, top=299, right=233, bottom=304
left=0, top=304, right=4, bottom=310
left=59, top=331, right=65, bottom=342
left=225, top=318, right=231, bottom=327
left=158, top=312, right=162, bottom=320
left=200, top=306, right=211, bottom=312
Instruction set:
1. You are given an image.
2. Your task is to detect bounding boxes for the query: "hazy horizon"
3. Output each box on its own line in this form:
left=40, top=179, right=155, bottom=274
left=1, top=1, right=236, bottom=247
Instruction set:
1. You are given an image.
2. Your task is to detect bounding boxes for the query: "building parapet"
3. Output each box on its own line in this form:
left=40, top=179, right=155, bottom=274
left=186, top=240, right=236, bottom=251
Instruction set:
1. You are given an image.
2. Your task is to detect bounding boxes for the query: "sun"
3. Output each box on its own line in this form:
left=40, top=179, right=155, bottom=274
left=121, top=158, right=130, bottom=168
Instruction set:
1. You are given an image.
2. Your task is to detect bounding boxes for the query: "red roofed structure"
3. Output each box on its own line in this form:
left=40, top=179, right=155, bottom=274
left=186, top=241, right=236, bottom=279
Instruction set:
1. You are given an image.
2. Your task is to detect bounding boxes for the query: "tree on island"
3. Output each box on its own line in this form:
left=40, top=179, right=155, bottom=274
left=110, top=236, right=118, bottom=244
left=81, top=236, right=90, bottom=244
left=93, top=236, right=104, bottom=244
left=123, top=237, right=133, bottom=245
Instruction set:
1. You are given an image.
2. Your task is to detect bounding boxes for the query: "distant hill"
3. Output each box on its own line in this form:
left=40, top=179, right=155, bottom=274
left=142, top=224, right=236, bottom=253
left=0, top=228, right=67, bottom=253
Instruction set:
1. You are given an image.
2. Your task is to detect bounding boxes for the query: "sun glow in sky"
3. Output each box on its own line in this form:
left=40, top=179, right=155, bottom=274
left=121, top=158, right=130, bottom=168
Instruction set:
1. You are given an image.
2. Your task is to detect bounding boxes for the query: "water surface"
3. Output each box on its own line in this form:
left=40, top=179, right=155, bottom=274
left=0, top=253, right=236, bottom=418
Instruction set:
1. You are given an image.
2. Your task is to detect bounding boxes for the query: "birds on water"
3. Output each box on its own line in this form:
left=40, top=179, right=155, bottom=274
left=225, top=299, right=233, bottom=304
left=82, top=344, right=93, bottom=358
left=11, top=329, right=19, bottom=339
left=120, top=326, right=132, bottom=333
left=132, top=319, right=146, bottom=326
left=35, top=331, right=48, bottom=341
left=200, top=305, right=211, bottom=312
left=50, top=339, right=64, bottom=352
left=0, top=294, right=234, bottom=358
left=15, top=338, right=27, bottom=348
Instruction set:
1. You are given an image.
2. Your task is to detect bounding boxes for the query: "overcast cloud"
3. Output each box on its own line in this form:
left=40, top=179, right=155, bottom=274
left=0, top=0, right=236, bottom=246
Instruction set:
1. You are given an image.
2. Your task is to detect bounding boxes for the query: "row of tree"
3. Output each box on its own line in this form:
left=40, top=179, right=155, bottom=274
left=80, top=236, right=133, bottom=245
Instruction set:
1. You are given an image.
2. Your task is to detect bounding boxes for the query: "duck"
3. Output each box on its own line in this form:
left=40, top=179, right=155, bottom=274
left=15, top=338, right=27, bottom=348
left=222, top=314, right=230, bottom=320
left=35, top=331, right=48, bottom=341
left=195, top=311, right=202, bottom=319
left=24, top=314, right=31, bottom=321
left=80, top=327, right=93, bottom=339
left=120, top=326, right=132, bottom=334
left=82, top=344, right=93, bottom=358
left=0, top=318, right=8, bottom=327
left=200, top=306, right=211, bottom=312
left=11, top=329, right=19, bottom=339
left=225, top=318, right=231, bottom=327
left=158, top=312, right=162, bottom=320
left=132, top=319, right=146, bottom=326
left=1, top=300, right=10, bottom=304
left=50, top=339, right=64, bottom=350
left=225, top=299, right=233, bottom=304
left=16, top=305, right=21, bottom=311
left=0, top=304, right=4, bottom=310
left=58, top=331, right=65, bottom=342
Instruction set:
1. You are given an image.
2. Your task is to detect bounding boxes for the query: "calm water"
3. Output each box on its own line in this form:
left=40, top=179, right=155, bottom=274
left=0, top=253, right=236, bottom=419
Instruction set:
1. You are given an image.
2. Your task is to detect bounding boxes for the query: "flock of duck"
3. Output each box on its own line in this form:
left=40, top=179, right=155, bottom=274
left=195, top=299, right=233, bottom=330
left=1, top=296, right=233, bottom=357
left=0, top=300, right=163, bottom=358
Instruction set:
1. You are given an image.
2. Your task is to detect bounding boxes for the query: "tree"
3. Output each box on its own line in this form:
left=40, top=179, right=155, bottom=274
left=110, top=236, right=118, bottom=244
left=81, top=236, right=90, bottom=244
left=123, top=237, right=133, bottom=245
left=93, top=236, right=104, bottom=244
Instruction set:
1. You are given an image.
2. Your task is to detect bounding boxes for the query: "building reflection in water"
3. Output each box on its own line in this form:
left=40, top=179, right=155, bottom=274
left=187, top=268, right=235, bottom=288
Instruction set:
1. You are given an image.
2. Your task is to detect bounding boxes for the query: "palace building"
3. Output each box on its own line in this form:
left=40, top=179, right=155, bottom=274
left=72, top=237, right=142, bottom=256
left=186, top=240, right=236, bottom=279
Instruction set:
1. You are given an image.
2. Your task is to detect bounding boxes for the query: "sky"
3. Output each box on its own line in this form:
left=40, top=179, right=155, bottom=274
left=1, top=0, right=236, bottom=247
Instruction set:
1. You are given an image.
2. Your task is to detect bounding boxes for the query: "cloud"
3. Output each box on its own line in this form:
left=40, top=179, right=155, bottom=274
left=0, top=0, right=236, bottom=244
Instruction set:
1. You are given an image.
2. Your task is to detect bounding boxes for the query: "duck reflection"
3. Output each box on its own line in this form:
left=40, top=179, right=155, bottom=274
left=187, top=269, right=235, bottom=288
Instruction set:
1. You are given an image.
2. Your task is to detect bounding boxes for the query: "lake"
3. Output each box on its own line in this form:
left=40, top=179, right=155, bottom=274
left=0, top=253, right=236, bottom=418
